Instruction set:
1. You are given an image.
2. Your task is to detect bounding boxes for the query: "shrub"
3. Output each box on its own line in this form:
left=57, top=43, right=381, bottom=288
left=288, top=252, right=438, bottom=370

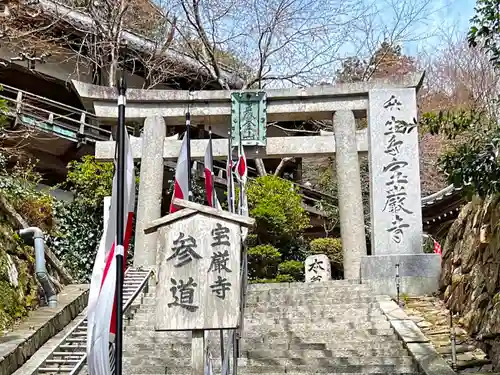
left=278, top=260, right=304, bottom=281
left=249, top=274, right=295, bottom=284
left=275, top=274, right=295, bottom=283
left=65, top=155, right=113, bottom=205
left=0, top=159, right=54, bottom=231
left=247, top=245, right=281, bottom=280
left=309, top=237, right=342, bottom=278
left=247, top=175, right=309, bottom=249
left=249, top=278, right=279, bottom=284
left=49, top=156, right=115, bottom=282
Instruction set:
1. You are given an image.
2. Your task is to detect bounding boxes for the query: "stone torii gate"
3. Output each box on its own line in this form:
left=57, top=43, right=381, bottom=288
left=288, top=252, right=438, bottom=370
left=74, top=71, right=441, bottom=295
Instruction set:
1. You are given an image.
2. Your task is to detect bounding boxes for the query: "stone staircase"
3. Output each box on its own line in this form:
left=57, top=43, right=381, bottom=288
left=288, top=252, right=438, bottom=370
left=122, top=280, right=422, bottom=374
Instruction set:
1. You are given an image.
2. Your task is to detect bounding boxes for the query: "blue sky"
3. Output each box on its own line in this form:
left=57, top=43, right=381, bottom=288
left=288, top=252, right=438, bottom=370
left=163, top=0, right=480, bottom=86
left=404, top=0, right=477, bottom=55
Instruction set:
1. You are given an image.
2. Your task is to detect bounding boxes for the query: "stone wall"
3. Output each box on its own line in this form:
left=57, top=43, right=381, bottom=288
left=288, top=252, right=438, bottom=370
left=440, top=194, right=500, bottom=369
left=0, top=196, right=71, bottom=332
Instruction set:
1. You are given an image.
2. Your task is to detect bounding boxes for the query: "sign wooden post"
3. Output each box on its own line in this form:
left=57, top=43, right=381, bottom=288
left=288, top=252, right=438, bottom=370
left=144, top=198, right=255, bottom=375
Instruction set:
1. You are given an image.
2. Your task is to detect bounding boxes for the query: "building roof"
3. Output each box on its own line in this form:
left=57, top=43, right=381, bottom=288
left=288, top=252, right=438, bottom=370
left=6, top=0, right=245, bottom=88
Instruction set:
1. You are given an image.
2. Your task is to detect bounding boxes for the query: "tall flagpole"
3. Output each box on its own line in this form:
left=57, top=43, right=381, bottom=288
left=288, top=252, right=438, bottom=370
left=186, top=106, right=193, bottom=201
left=114, top=72, right=127, bottom=375
left=233, top=112, right=244, bottom=375
left=238, top=121, right=243, bottom=215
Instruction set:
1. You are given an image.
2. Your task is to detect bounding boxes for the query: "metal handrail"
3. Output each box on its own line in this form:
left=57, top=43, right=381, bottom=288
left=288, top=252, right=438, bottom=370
left=123, top=269, right=153, bottom=311
left=1, top=96, right=110, bottom=141
left=0, top=83, right=96, bottom=119
left=33, top=268, right=153, bottom=375
left=0, top=84, right=114, bottom=142
left=69, top=268, right=152, bottom=375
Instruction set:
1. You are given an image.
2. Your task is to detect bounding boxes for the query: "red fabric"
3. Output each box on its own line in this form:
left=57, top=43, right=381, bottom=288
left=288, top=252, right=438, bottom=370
left=170, top=135, right=189, bottom=213
left=169, top=179, right=185, bottom=213
left=433, top=240, right=442, bottom=256
left=108, top=211, right=134, bottom=335
left=237, top=154, right=246, bottom=179
left=204, top=168, right=214, bottom=207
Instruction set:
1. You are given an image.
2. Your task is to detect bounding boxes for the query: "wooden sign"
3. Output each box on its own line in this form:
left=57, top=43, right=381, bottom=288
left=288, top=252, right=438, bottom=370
left=145, top=199, right=255, bottom=331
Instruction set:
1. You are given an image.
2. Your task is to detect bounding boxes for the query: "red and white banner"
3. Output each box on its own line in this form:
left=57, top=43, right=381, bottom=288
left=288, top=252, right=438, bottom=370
left=204, top=136, right=221, bottom=210
left=87, top=131, right=136, bottom=375
left=226, top=152, right=235, bottom=214
left=235, top=146, right=249, bottom=240
left=170, top=134, right=189, bottom=213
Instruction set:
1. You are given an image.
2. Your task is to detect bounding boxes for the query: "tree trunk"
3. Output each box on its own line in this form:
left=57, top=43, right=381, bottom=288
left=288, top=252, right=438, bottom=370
left=274, top=157, right=295, bottom=177
left=255, top=158, right=267, bottom=176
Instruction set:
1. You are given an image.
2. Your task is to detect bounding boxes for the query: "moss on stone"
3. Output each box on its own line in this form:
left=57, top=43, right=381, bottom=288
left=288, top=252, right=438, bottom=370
left=0, top=209, right=39, bottom=333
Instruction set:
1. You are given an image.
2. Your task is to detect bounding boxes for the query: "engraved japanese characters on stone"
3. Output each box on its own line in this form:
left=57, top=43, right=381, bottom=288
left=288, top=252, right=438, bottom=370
left=305, top=254, right=331, bottom=282
left=381, top=95, right=417, bottom=244
left=167, top=232, right=202, bottom=267
left=308, top=258, right=325, bottom=274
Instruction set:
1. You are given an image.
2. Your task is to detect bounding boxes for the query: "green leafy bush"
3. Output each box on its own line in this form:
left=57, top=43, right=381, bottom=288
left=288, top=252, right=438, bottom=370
left=420, top=107, right=500, bottom=198
left=247, top=245, right=281, bottom=280
left=0, top=159, right=54, bottom=231
left=49, top=201, right=105, bottom=281
left=468, top=0, right=500, bottom=69
left=49, top=156, right=115, bottom=282
left=247, top=175, right=309, bottom=248
left=310, top=237, right=342, bottom=278
left=278, top=260, right=304, bottom=281
left=275, top=274, right=295, bottom=283
left=65, top=155, right=114, bottom=206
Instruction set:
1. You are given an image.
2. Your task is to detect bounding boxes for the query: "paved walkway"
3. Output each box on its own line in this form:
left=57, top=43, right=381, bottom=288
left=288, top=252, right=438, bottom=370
left=402, top=296, right=494, bottom=374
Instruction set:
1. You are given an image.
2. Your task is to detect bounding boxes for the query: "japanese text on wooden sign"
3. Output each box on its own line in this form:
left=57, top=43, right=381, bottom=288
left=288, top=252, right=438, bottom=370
left=155, top=215, right=241, bottom=331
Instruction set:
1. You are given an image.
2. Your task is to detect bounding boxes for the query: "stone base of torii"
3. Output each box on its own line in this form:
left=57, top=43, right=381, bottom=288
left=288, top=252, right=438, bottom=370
left=77, top=72, right=440, bottom=297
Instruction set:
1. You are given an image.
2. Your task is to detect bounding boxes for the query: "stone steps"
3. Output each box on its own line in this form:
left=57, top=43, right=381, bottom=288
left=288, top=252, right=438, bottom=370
left=122, top=280, right=417, bottom=375
left=124, top=339, right=407, bottom=352
left=123, top=345, right=410, bottom=358
left=246, top=309, right=386, bottom=319
left=125, top=364, right=419, bottom=374
left=0, top=285, right=89, bottom=375
left=128, top=302, right=389, bottom=315
left=123, top=318, right=391, bottom=332
left=122, top=328, right=397, bottom=342
left=245, top=292, right=380, bottom=302
left=247, top=280, right=365, bottom=289
left=124, top=356, right=416, bottom=367
left=248, top=303, right=389, bottom=313
left=130, top=304, right=389, bottom=316
left=122, top=316, right=390, bottom=331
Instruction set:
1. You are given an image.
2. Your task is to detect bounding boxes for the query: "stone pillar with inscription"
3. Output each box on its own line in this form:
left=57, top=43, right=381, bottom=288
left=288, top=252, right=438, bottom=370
left=134, top=116, right=166, bottom=268
left=305, top=254, right=331, bottom=282
left=144, top=198, right=255, bottom=375
left=361, top=88, right=441, bottom=296
left=333, top=110, right=367, bottom=280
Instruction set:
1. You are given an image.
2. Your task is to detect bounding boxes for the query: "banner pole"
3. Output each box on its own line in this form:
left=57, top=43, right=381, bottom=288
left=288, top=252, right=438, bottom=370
left=114, top=72, right=127, bottom=375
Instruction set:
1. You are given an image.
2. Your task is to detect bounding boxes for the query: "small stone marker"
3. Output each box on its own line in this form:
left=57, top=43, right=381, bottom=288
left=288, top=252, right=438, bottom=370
left=305, top=254, right=331, bottom=282
left=144, top=198, right=255, bottom=375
